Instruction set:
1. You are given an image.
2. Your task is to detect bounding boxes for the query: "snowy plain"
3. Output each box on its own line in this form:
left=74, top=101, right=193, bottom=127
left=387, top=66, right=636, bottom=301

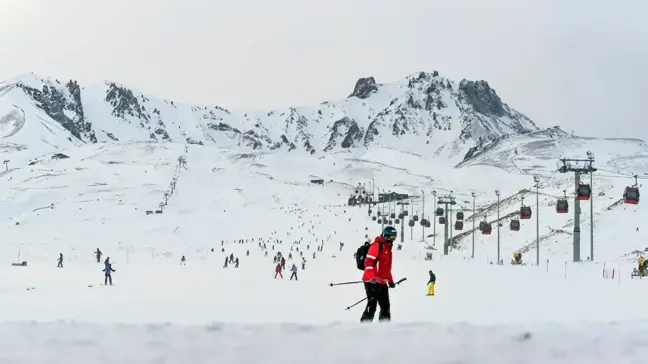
left=2, top=141, right=648, bottom=363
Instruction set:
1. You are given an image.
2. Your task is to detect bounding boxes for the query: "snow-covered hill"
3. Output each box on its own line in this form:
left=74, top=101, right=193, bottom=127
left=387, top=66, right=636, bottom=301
left=0, top=71, right=537, bottom=163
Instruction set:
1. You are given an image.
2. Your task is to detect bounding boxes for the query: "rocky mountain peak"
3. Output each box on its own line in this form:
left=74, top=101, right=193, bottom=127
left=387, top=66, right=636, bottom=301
left=349, top=77, right=378, bottom=99
left=1, top=71, right=544, bottom=163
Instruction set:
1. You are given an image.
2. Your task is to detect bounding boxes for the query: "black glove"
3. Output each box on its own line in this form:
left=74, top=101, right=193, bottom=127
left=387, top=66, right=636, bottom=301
left=388, top=282, right=396, bottom=288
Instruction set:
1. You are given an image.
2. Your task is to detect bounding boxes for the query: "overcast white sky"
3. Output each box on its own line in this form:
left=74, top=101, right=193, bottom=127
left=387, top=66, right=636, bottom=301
left=0, top=0, right=646, bottom=139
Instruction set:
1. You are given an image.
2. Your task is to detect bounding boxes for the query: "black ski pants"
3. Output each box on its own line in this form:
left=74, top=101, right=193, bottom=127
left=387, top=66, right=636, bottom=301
left=360, top=282, right=390, bottom=322
left=104, top=273, right=113, bottom=285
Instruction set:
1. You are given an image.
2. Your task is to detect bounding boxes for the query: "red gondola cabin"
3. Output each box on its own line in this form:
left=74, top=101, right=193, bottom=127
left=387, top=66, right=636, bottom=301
left=576, top=184, right=591, bottom=200
left=624, top=186, right=640, bottom=204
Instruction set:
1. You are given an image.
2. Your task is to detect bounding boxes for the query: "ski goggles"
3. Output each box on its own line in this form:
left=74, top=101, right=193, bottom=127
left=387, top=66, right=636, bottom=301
left=384, top=234, right=397, bottom=241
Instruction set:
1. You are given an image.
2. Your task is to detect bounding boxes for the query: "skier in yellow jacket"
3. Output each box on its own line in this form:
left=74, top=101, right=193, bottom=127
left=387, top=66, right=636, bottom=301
left=427, top=270, right=436, bottom=296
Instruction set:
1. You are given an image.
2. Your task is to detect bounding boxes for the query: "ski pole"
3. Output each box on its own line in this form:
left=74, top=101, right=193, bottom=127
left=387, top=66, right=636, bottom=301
left=345, top=297, right=367, bottom=310
left=343, top=278, right=407, bottom=310
left=329, top=280, right=364, bottom=287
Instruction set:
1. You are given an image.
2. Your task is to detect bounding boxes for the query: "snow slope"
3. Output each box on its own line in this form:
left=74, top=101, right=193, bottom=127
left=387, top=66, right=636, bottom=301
left=2, top=142, right=648, bottom=362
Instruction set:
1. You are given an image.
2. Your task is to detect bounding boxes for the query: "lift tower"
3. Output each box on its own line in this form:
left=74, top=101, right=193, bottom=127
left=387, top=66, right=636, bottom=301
left=438, top=194, right=457, bottom=255
left=558, top=156, right=596, bottom=262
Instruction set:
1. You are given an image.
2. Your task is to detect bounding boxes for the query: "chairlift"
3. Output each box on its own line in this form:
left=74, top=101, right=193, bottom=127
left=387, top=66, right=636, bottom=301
left=435, top=207, right=444, bottom=216
left=576, top=183, right=591, bottom=200
left=454, top=221, right=463, bottom=230
left=456, top=211, right=464, bottom=221
left=510, top=219, right=520, bottom=231
left=439, top=216, right=446, bottom=224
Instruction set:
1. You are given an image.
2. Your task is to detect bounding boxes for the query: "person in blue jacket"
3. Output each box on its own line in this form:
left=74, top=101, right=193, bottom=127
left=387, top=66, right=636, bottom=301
left=103, top=263, right=116, bottom=285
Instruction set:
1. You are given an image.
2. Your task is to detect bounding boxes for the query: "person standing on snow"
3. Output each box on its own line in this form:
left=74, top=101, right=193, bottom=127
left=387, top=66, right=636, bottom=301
left=427, top=270, right=436, bottom=296
left=360, top=226, right=397, bottom=323
left=57, top=253, right=64, bottom=268
left=280, top=256, right=286, bottom=270
left=274, top=263, right=283, bottom=279
left=103, top=263, right=116, bottom=285
left=289, top=264, right=298, bottom=280
left=95, top=249, right=102, bottom=263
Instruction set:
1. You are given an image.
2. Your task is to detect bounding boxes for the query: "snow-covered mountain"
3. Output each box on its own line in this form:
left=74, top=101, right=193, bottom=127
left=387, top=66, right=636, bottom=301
left=0, top=71, right=537, bottom=162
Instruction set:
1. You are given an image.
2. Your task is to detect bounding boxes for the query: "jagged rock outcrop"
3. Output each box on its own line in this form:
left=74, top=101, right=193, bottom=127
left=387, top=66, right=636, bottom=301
left=1, top=71, right=541, bottom=162
left=349, top=77, right=378, bottom=99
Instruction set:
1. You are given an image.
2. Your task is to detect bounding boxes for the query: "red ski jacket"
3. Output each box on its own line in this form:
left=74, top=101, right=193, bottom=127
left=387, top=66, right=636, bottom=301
left=361, top=236, right=393, bottom=285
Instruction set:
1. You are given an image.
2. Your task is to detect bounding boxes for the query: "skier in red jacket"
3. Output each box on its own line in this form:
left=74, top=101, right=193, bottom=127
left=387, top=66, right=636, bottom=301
left=360, top=226, right=397, bottom=322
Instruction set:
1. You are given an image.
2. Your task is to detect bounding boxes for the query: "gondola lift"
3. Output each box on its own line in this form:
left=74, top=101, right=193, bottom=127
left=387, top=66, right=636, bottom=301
left=456, top=211, right=464, bottom=221
left=520, top=197, right=532, bottom=219
left=454, top=221, right=463, bottom=230
left=556, top=190, right=569, bottom=213
left=624, top=175, right=640, bottom=204
left=510, top=219, right=520, bottom=231
left=576, top=183, right=591, bottom=200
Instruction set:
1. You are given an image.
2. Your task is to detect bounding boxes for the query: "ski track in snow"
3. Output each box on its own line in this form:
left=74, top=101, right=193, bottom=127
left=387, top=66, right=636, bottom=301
left=0, top=322, right=646, bottom=364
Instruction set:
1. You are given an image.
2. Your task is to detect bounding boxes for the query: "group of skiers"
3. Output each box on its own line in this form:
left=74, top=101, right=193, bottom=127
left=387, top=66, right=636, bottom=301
left=55, top=249, right=116, bottom=285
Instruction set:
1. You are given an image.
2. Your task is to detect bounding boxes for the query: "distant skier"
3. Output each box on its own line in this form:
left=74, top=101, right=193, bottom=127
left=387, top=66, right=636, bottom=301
left=290, top=264, right=298, bottom=280
left=95, top=248, right=102, bottom=263
left=427, top=270, right=436, bottom=296
left=223, top=257, right=229, bottom=268
left=301, top=258, right=306, bottom=270
left=57, top=253, right=63, bottom=268
left=234, top=257, right=239, bottom=268
left=280, top=256, right=286, bottom=270
left=274, top=263, right=283, bottom=279
left=181, top=255, right=187, bottom=265
left=103, top=263, right=115, bottom=285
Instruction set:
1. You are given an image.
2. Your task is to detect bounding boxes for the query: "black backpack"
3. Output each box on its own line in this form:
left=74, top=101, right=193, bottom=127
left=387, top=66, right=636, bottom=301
left=356, top=242, right=382, bottom=270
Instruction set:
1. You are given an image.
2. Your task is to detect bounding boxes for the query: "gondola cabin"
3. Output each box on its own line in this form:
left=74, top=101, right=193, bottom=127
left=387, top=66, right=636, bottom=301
left=439, top=216, right=446, bottom=224
left=377, top=219, right=382, bottom=224
left=372, top=216, right=377, bottom=221
left=390, top=212, right=396, bottom=219
left=408, top=220, right=415, bottom=227
left=456, top=211, right=464, bottom=220
left=424, top=220, right=431, bottom=228
left=576, top=184, right=591, bottom=200
left=510, top=219, right=520, bottom=231
left=421, top=218, right=430, bottom=226
left=413, top=215, right=419, bottom=222
left=435, top=208, right=444, bottom=216
left=402, top=210, right=409, bottom=216
left=624, top=186, right=640, bottom=204
left=454, top=221, right=463, bottom=230
left=520, top=206, right=532, bottom=219
left=556, top=199, right=569, bottom=213
left=481, top=222, right=492, bottom=235
left=395, top=218, right=400, bottom=224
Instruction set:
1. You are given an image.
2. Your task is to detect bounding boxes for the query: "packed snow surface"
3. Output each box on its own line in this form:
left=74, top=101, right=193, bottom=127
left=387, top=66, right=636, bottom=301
left=1, top=142, right=648, bottom=363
